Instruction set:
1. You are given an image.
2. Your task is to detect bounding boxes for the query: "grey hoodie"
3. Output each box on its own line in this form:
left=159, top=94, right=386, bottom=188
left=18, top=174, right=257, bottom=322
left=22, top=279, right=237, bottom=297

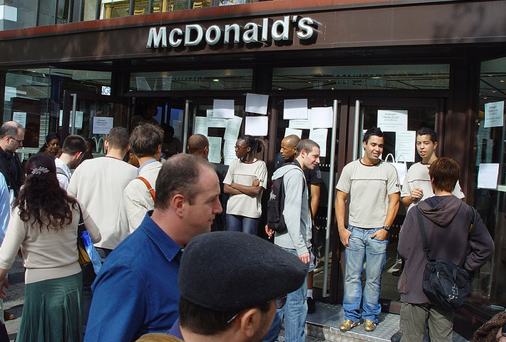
left=272, top=164, right=312, bottom=256
left=398, top=195, right=494, bottom=304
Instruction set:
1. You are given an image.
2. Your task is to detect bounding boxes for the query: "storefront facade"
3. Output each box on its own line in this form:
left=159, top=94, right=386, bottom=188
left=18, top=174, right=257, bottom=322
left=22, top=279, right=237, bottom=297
left=1, top=0, right=505, bottom=335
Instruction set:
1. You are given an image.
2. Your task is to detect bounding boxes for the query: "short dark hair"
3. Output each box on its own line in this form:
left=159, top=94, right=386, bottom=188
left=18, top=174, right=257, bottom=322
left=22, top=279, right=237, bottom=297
left=416, top=127, right=438, bottom=143
left=237, top=135, right=262, bottom=154
left=0, top=121, right=22, bottom=139
left=155, top=154, right=212, bottom=209
left=363, top=127, right=384, bottom=143
left=130, top=123, right=164, bottom=158
left=179, top=297, right=270, bottom=335
left=62, top=135, right=86, bottom=154
left=296, top=139, right=319, bottom=156
left=429, top=157, right=460, bottom=192
left=106, top=127, right=130, bottom=150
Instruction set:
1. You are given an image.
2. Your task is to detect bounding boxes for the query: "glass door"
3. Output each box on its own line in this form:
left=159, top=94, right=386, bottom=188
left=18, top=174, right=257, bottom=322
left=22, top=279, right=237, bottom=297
left=344, top=95, right=445, bottom=309
left=60, top=89, right=128, bottom=156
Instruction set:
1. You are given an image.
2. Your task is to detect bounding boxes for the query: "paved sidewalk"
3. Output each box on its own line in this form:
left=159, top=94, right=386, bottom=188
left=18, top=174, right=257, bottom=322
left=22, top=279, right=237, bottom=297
left=3, top=257, right=24, bottom=341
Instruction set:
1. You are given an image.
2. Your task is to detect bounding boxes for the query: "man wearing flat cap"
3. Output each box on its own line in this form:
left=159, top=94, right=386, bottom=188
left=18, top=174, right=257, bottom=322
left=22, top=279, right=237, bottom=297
left=138, top=231, right=307, bottom=342
left=85, top=154, right=223, bottom=342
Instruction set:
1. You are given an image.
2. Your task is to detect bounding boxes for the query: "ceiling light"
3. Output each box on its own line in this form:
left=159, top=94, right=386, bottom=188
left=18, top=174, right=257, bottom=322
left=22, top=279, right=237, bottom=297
left=500, top=80, right=505, bottom=83
left=212, top=79, right=219, bottom=82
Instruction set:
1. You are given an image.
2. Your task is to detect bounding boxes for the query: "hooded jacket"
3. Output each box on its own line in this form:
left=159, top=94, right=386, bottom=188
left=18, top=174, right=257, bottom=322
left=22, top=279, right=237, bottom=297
left=398, top=195, right=494, bottom=304
left=271, top=163, right=311, bottom=256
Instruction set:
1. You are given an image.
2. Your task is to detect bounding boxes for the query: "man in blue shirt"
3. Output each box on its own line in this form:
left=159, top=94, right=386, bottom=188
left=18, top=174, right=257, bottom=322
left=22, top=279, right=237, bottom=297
left=85, top=154, right=223, bottom=342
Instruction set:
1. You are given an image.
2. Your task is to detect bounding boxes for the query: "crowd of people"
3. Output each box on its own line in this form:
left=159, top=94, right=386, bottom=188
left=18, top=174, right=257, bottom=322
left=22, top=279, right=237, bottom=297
left=0, top=119, right=498, bottom=342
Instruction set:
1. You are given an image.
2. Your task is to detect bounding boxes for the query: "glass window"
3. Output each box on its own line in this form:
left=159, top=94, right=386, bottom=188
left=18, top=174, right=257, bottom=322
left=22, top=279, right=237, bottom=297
left=129, top=69, right=252, bottom=91
left=474, top=56, right=506, bottom=304
left=273, top=65, right=450, bottom=91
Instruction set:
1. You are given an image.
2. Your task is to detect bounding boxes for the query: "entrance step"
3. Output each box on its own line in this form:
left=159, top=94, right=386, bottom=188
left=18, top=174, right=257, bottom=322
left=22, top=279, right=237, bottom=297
left=305, top=302, right=469, bottom=342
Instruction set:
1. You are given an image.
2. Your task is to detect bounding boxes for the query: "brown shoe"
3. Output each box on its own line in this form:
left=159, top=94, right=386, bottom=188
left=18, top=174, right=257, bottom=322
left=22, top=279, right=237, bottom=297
left=339, top=319, right=360, bottom=332
left=364, top=319, right=377, bottom=332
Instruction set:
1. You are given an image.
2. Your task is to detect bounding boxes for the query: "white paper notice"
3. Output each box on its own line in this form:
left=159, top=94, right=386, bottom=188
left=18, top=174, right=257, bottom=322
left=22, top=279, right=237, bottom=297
left=207, top=118, right=228, bottom=128
left=245, top=116, right=268, bottom=136
left=484, top=101, right=504, bottom=128
left=74, top=111, right=84, bottom=129
left=283, top=99, right=308, bottom=120
left=310, top=107, right=333, bottom=129
left=284, top=128, right=302, bottom=138
left=245, top=93, right=269, bottom=115
left=92, top=117, right=114, bottom=135
left=223, top=140, right=237, bottom=165
left=289, top=119, right=311, bottom=129
left=208, top=137, right=222, bottom=164
left=309, top=129, right=328, bottom=157
left=395, top=131, right=416, bottom=162
left=377, top=110, right=408, bottom=132
left=224, top=116, right=242, bottom=141
left=477, top=163, right=500, bottom=189
left=194, top=116, right=208, bottom=136
left=213, top=99, right=235, bottom=119
left=12, top=112, right=27, bottom=128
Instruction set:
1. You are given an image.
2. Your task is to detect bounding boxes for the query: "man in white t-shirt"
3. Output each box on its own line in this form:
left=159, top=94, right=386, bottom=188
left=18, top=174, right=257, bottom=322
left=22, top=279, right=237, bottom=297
left=401, top=127, right=465, bottom=211
left=55, top=135, right=87, bottom=190
left=68, top=127, right=137, bottom=256
left=335, top=127, right=400, bottom=333
left=123, top=123, right=164, bottom=232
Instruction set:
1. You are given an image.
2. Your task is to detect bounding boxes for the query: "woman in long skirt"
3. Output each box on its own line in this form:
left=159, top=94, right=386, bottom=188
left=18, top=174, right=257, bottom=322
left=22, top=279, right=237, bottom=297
left=0, top=153, right=100, bottom=342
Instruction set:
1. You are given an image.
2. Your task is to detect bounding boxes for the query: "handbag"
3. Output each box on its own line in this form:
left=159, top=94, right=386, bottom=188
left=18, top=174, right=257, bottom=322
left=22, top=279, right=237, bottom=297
left=384, top=153, right=407, bottom=185
left=415, top=207, right=473, bottom=311
left=77, top=205, right=102, bottom=285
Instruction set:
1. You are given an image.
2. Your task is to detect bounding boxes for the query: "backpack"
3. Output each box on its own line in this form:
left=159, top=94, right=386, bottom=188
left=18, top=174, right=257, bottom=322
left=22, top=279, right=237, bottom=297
left=266, top=164, right=302, bottom=234
left=416, top=206, right=474, bottom=311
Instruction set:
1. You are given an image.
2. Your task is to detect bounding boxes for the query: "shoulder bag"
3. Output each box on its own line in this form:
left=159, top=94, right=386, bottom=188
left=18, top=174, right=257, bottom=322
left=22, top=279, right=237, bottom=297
left=415, top=206, right=473, bottom=311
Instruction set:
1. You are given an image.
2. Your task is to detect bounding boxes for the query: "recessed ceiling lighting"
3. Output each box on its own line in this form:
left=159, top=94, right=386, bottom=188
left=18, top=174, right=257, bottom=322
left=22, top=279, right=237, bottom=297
left=212, top=79, right=219, bottom=82
left=371, top=76, right=382, bottom=79
left=500, top=80, right=505, bottom=83
left=483, top=97, right=488, bottom=100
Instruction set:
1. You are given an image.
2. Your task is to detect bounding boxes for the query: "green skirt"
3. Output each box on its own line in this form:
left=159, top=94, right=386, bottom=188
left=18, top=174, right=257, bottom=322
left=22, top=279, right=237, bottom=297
left=16, top=272, right=83, bottom=342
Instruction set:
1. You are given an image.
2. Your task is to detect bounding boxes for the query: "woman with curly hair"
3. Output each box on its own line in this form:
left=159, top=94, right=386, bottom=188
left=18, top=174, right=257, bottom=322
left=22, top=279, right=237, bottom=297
left=0, top=153, right=100, bottom=342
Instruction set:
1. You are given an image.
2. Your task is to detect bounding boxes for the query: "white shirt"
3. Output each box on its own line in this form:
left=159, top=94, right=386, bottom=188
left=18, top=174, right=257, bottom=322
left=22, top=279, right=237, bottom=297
left=55, top=158, right=72, bottom=190
left=68, top=157, right=137, bottom=249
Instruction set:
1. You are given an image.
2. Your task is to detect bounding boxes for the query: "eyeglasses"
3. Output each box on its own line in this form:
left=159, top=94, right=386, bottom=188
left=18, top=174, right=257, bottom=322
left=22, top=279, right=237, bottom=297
left=9, top=136, right=23, bottom=144
left=225, top=296, right=288, bottom=325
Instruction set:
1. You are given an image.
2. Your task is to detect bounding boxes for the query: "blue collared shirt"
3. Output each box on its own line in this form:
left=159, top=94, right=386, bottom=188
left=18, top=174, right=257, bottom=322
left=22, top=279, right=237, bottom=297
left=85, top=212, right=182, bottom=342
left=0, top=173, right=10, bottom=243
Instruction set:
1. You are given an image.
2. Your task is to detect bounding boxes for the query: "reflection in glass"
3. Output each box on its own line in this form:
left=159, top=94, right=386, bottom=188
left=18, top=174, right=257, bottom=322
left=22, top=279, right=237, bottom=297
left=273, top=65, right=450, bottom=91
left=129, top=69, right=252, bottom=91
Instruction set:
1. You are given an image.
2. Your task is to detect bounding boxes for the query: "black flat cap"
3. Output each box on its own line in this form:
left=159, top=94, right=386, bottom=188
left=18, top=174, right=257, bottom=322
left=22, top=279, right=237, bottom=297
left=179, top=231, right=307, bottom=313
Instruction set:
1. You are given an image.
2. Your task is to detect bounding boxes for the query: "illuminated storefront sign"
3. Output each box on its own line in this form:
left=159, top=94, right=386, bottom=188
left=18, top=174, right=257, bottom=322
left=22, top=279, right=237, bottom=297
left=146, top=15, right=317, bottom=49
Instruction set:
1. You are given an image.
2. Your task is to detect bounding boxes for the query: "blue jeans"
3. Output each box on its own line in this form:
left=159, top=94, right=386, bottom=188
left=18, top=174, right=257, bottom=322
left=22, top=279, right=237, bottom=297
left=343, top=226, right=388, bottom=324
left=263, top=248, right=308, bottom=342
left=226, top=214, right=258, bottom=235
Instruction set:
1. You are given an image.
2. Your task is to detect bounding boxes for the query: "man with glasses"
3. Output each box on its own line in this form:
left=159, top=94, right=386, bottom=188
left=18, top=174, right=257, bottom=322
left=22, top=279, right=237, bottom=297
left=138, top=231, right=306, bottom=342
left=0, top=121, right=25, bottom=200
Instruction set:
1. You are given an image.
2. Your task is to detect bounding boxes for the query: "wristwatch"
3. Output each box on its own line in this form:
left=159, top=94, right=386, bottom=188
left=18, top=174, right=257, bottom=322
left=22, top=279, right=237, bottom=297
left=382, top=225, right=391, bottom=232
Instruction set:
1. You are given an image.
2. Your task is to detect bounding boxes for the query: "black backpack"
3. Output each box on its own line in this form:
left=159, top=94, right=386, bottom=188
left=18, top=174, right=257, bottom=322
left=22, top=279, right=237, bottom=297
left=266, top=165, right=302, bottom=234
